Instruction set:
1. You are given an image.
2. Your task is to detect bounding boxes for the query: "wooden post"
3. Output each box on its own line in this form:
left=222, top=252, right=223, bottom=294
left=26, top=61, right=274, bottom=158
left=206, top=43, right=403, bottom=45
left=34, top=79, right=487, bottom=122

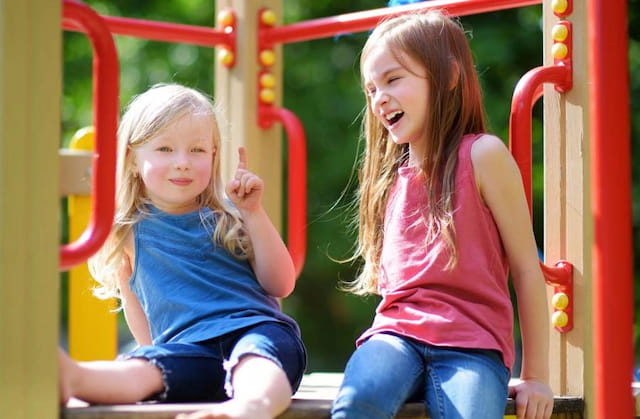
left=542, top=0, right=593, bottom=410
left=0, top=0, right=61, bottom=417
left=214, top=0, right=284, bottom=231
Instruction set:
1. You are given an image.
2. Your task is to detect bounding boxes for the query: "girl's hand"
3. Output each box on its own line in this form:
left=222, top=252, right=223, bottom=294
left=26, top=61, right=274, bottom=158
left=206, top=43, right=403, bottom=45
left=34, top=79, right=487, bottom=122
left=225, top=147, right=263, bottom=213
left=508, top=378, right=554, bottom=419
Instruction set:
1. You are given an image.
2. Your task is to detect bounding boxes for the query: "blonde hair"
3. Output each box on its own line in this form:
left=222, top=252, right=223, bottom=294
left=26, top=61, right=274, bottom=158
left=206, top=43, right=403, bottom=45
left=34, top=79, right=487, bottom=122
left=89, top=83, right=251, bottom=300
left=347, top=11, right=486, bottom=295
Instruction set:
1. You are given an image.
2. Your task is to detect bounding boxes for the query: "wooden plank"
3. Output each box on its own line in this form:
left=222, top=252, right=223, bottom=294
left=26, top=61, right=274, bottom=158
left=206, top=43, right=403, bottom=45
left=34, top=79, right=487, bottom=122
left=61, top=373, right=585, bottom=419
left=543, top=0, right=590, bottom=400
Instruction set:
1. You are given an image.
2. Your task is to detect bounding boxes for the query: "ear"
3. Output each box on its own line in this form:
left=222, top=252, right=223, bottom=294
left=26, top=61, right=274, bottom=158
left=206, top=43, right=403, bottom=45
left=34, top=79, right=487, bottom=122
left=449, top=59, right=460, bottom=91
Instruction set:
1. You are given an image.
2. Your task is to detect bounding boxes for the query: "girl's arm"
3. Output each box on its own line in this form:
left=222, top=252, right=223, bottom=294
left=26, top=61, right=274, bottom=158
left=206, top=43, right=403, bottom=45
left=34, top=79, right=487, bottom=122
left=471, top=135, right=554, bottom=419
left=226, top=147, right=296, bottom=298
left=117, top=234, right=153, bottom=346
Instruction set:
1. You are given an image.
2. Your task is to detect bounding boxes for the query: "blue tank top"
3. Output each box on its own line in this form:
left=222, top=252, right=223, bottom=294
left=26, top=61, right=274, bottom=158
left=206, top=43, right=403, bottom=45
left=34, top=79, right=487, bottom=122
left=129, top=206, right=300, bottom=344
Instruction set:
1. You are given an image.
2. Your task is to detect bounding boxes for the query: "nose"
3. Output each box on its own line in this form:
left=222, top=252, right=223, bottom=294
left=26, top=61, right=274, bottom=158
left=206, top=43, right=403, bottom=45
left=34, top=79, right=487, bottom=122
left=173, top=151, right=190, bottom=170
left=371, top=89, right=388, bottom=110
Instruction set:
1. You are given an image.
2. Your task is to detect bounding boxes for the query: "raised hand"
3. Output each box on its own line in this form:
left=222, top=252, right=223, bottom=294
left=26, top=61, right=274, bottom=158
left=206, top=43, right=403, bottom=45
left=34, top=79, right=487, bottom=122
left=225, top=146, right=264, bottom=213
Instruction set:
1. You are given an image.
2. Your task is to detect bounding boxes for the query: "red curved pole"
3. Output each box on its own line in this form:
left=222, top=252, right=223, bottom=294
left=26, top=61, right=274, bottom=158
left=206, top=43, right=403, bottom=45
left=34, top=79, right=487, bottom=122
left=60, top=0, right=118, bottom=271
left=587, top=0, right=634, bottom=417
left=63, top=14, right=233, bottom=49
left=509, top=65, right=570, bottom=214
left=509, top=64, right=573, bottom=331
left=258, top=106, right=307, bottom=277
left=261, top=0, right=541, bottom=46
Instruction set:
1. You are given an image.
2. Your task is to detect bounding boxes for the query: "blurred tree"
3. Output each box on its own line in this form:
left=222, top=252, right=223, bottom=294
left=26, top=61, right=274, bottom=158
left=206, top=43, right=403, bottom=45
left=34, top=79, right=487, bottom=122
left=61, top=0, right=639, bottom=373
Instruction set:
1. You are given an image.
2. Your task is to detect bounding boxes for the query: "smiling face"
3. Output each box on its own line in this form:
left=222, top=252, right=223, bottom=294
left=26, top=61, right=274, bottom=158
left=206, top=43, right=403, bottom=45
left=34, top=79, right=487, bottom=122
left=131, top=113, right=215, bottom=214
left=362, top=45, right=430, bottom=165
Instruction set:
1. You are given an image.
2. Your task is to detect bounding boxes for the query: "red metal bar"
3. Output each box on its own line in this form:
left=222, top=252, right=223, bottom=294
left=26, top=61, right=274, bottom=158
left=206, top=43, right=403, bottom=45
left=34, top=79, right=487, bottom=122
left=261, top=0, right=541, bottom=46
left=509, top=65, right=570, bottom=213
left=587, top=0, right=634, bottom=417
left=258, top=106, right=307, bottom=277
left=60, top=0, right=118, bottom=271
left=508, top=64, right=573, bottom=332
left=63, top=13, right=233, bottom=49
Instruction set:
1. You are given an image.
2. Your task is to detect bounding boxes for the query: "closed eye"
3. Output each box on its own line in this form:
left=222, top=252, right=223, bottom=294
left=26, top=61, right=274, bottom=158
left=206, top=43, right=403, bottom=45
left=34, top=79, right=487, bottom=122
left=192, top=147, right=207, bottom=153
left=157, top=146, right=172, bottom=152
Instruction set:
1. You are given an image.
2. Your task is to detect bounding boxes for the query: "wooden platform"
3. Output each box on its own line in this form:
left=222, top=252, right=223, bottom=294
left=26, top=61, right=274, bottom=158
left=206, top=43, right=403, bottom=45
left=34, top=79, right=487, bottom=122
left=61, top=373, right=587, bottom=419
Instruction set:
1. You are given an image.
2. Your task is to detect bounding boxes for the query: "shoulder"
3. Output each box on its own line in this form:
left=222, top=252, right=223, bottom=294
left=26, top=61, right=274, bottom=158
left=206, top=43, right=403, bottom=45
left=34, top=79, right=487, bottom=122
left=470, top=134, right=509, bottom=163
left=469, top=134, right=520, bottom=201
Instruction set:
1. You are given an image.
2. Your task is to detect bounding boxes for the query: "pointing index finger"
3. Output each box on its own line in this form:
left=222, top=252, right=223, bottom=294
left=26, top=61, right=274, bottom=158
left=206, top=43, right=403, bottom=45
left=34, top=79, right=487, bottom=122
left=237, top=146, right=248, bottom=170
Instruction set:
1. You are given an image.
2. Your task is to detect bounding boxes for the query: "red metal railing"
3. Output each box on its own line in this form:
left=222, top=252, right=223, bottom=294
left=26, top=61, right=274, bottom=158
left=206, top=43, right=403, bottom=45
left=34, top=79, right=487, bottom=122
left=63, top=12, right=233, bottom=49
left=509, top=64, right=574, bottom=332
left=587, top=0, right=634, bottom=417
left=259, top=106, right=307, bottom=277
left=60, top=0, right=118, bottom=271
left=260, top=0, right=541, bottom=46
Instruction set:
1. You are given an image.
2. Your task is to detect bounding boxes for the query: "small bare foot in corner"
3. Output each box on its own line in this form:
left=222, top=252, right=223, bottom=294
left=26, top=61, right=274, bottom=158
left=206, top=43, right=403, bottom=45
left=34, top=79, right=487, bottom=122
left=175, top=398, right=275, bottom=419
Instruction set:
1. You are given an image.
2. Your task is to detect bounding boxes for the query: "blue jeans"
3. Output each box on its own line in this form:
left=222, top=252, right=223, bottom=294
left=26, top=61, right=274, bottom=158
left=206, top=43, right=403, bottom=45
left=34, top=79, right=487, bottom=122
left=331, top=333, right=509, bottom=419
left=122, top=321, right=307, bottom=402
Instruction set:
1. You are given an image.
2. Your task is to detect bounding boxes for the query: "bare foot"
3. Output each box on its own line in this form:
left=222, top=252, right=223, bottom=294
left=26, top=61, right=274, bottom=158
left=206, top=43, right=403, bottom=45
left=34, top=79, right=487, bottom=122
left=175, top=398, right=274, bottom=419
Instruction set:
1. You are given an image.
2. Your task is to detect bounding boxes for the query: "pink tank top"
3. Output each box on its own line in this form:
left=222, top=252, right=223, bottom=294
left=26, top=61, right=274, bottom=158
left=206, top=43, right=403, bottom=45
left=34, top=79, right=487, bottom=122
left=357, top=134, right=514, bottom=369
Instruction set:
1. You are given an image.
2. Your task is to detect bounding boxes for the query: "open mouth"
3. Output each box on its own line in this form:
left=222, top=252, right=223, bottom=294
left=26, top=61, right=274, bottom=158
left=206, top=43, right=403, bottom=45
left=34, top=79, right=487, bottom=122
left=385, top=110, right=404, bottom=126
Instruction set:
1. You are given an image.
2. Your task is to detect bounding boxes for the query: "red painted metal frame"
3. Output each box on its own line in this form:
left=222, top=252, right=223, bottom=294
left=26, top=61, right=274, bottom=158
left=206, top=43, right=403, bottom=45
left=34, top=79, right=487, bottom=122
left=509, top=64, right=573, bottom=332
left=60, top=0, right=118, bottom=271
left=63, top=13, right=233, bottom=49
left=260, top=0, right=541, bottom=46
left=258, top=106, right=307, bottom=277
left=587, top=0, right=634, bottom=417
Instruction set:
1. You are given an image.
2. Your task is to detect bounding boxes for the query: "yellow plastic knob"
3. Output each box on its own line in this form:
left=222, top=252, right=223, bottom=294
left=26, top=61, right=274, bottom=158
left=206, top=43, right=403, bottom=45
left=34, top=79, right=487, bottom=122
left=552, top=24, right=569, bottom=42
left=261, top=9, right=277, bottom=26
left=218, top=48, right=235, bottom=67
left=69, top=125, right=95, bottom=149
left=552, top=42, right=568, bottom=60
left=552, top=0, right=568, bottom=15
left=217, top=9, right=234, bottom=27
left=551, top=310, right=569, bottom=328
left=259, top=73, right=276, bottom=88
left=259, top=88, right=275, bottom=104
left=260, top=49, right=276, bottom=67
left=552, top=292, right=569, bottom=310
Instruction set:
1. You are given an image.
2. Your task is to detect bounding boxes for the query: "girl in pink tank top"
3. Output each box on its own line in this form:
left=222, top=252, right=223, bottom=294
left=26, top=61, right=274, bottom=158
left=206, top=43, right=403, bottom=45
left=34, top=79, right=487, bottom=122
left=332, top=10, right=553, bottom=419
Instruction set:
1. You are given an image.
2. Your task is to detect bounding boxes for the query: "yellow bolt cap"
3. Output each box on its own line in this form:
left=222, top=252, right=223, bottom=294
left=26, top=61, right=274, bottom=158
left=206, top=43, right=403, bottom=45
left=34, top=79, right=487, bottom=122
left=260, top=49, right=276, bottom=67
left=261, top=9, right=277, bottom=26
left=552, top=42, right=568, bottom=60
left=552, top=0, right=568, bottom=14
left=217, top=9, right=234, bottom=27
left=218, top=49, right=235, bottom=67
left=260, top=88, right=276, bottom=104
left=552, top=24, right=569, bottom=42
left=260, top=73, right=276, bottom=88
left=552, top=310, right=569, bottom=328
left=552, top=292, right=569, bottom=310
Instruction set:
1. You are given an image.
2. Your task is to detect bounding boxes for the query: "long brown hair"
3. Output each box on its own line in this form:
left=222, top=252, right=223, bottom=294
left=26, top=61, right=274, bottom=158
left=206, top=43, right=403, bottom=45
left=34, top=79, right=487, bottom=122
left=347, top=11, right=486, bottom=295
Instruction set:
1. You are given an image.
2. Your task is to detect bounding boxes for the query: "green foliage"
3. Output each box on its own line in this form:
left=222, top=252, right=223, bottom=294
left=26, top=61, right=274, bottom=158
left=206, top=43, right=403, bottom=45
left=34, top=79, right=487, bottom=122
left=62, top=0, right=640, bottom=372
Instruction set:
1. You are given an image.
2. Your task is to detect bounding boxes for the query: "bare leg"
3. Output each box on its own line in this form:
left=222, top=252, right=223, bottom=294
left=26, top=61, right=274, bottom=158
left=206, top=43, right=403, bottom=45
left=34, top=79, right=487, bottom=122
left=175, top=355, right=292, bottom=419
left=59, top=348, right=164, bottom=405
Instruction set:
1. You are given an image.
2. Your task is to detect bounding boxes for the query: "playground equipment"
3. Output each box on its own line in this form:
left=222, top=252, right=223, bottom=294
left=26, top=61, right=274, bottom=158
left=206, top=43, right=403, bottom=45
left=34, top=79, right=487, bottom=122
left=0, top=0, right=633, bottom=417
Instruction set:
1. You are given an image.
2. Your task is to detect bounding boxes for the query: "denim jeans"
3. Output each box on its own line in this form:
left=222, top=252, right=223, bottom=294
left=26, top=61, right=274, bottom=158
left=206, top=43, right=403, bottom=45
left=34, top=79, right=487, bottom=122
left=331, top=333, right=509, bottom=419
left=122, top=321, right=307, bottom=402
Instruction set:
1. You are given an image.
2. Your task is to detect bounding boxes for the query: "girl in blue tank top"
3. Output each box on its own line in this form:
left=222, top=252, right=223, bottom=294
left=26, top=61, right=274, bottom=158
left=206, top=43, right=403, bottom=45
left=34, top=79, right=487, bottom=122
left=58, top=83, right=306, bottom=419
